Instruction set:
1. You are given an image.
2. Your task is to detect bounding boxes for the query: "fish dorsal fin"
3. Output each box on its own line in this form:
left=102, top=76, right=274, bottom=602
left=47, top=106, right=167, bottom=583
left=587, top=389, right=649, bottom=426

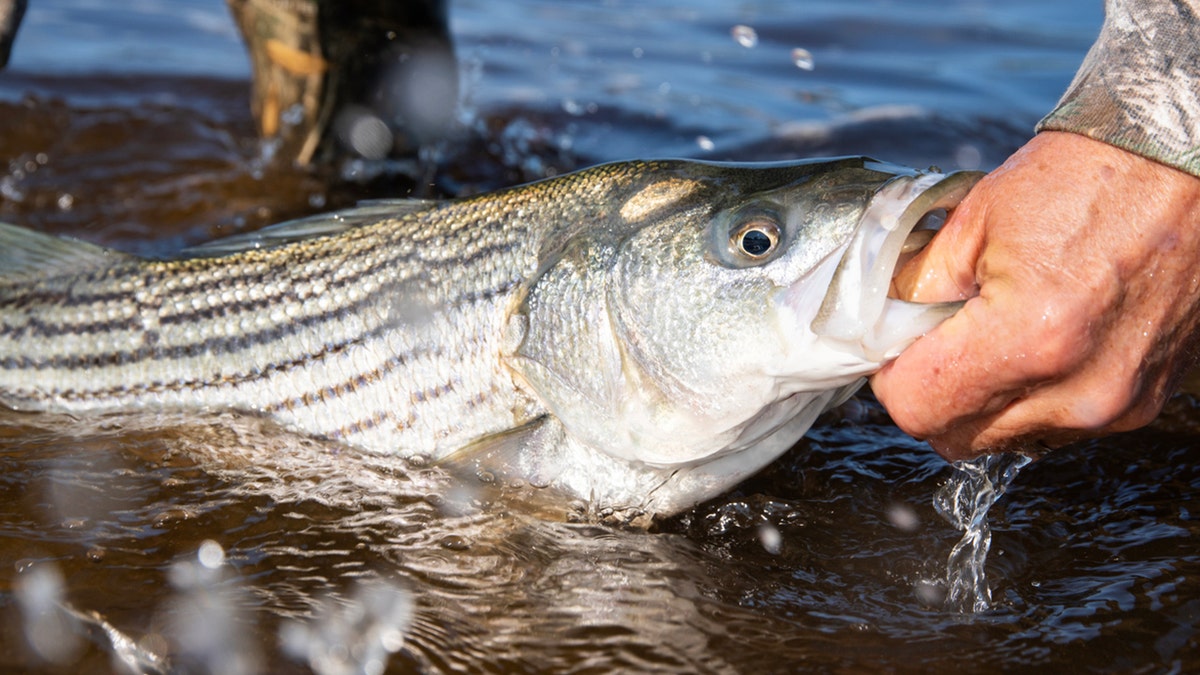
left=178, top=198, right=438, bottom=258
left=0, top=222, right=135, bottom=277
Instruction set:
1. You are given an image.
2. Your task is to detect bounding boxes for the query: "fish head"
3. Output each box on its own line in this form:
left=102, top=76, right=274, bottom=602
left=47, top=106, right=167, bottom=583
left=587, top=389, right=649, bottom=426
left=509, top=158, right=979, bottom=494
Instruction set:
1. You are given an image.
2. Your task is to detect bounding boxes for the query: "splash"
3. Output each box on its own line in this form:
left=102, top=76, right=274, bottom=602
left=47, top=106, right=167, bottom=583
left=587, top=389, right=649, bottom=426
left=934, top=452, right=1032, bottom=613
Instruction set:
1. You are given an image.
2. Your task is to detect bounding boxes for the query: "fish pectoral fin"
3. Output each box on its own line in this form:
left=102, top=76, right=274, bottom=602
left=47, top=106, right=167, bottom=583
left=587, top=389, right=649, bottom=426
left=440, top=415, right=569, bottom=491
left=178, top=198, right=438, bottom=258
left=0, top=222, right=135, bottom=278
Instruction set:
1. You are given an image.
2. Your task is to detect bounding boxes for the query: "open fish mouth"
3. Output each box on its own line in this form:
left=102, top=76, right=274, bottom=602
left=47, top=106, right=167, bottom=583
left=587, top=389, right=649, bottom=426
left=812, top=168, right=984, bottom=361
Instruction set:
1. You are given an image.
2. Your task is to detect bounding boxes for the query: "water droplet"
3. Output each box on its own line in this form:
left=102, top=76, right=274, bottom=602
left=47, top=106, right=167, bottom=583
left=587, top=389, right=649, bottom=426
left=696, top=135, right=715, bottom=151
left=914, top=580, right=945, bottom=606
left=757, top=523, right=782, bottom=555
left=886, top=502, right=920, bottom=532
left=198, top=540, right=225, bottom=569
left=731, top=25, right=758, bottom=48
left=791, top=47, right=815, bottom=71
left=955, top=144, right=983, bottom=170
left=561, top=98, right=584, bottom=116
left=56, top=193, right=74, bottom=211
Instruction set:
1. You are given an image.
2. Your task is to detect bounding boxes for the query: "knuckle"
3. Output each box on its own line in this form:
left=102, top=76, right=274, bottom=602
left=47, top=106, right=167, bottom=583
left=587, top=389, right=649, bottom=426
left=1019, top=309, right=1090, bottom=382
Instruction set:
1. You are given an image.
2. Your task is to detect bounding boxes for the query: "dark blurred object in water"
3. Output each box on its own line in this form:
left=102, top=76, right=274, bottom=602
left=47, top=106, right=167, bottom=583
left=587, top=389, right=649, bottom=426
left=0, top=0, right=24, bottom=66
left=0, top=0, right=455, bottom=166
left=226, top=0, right=456, bottom=165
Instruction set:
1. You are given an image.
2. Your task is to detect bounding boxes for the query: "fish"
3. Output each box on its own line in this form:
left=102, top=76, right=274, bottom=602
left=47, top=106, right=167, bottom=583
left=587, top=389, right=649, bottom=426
left=0, top=158, right=979, bottom=520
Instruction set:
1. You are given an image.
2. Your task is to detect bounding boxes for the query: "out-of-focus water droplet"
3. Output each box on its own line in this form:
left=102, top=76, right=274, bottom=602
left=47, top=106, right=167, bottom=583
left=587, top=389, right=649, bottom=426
left=335, top=109, right=393, bottom=160
left=757, top=523, right=782, bottom=555
left=955, top=144, right=983, bottom=170
left=15, top=565, right=82, bottom=665
left=198, top=540, right=225, bottom=569
left=281, top=580, right=413, bottom=675
left=791, top=47, right=815, bottom=71
left=914, top=579, right=945, bottom=607
left=696, top=135, right=715, bottom=151
left=562, top=98, right=585, bottom=116
left=731, top=25, right=758, bottom=48
left=886, top=502, right=920, bottom=532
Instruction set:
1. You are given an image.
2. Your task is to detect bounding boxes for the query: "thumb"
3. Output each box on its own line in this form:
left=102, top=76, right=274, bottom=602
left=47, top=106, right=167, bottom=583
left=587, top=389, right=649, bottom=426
left=891, top=190, right=986, bottom=303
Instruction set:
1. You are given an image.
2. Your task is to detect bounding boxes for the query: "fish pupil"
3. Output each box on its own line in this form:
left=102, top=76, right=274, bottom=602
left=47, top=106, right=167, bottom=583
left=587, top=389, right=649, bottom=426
left=741, top=229, right=773, bottom=256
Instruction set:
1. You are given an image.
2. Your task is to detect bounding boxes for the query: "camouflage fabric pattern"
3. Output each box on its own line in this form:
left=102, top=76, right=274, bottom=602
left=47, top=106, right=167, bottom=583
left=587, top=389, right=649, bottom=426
left=1039, top=0, right=1200, bottom=176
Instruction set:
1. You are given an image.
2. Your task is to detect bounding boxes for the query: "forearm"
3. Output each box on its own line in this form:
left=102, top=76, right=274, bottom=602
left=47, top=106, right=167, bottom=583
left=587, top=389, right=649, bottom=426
left=1038, top=0, right=1200, bottom=177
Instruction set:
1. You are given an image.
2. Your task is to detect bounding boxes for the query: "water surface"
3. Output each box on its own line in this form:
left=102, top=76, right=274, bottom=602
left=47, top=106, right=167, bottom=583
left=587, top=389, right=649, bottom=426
left=7, top=1, right=1199, bottom=673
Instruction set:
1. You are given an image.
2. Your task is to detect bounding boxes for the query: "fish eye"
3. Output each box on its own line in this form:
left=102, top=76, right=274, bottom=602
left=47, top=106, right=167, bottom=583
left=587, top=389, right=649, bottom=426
left=730, top=217, right=781, bottom=261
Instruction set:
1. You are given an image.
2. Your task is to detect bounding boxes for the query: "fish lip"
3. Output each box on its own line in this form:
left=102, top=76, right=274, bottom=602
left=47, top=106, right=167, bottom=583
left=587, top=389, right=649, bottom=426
left=810, top=169, right=984, bottom=361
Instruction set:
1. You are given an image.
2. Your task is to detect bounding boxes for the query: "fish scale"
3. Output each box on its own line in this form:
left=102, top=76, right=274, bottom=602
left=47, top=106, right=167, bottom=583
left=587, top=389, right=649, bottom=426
left=0, top=158, right=977, bottom=516
left=0, top=161, right=640, bottom=455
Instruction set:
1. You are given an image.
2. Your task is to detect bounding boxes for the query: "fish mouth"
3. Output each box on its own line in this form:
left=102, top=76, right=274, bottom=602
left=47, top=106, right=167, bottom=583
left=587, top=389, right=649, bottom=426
left=811, top=169, right=983, bottom=361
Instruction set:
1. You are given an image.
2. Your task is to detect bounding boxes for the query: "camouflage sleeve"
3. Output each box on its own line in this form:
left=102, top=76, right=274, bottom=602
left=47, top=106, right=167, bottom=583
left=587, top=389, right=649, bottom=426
left=1037, top=0, right=1200, bottom=176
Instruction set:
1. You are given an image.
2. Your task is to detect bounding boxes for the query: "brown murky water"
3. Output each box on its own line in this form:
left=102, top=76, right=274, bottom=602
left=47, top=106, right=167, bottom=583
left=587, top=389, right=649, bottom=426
left=4, top=1, right=1200, bottom=673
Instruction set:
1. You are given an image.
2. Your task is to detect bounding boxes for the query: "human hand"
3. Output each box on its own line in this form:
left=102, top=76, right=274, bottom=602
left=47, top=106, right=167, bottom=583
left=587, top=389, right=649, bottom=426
left=871, top=131, right=1200, bottom=460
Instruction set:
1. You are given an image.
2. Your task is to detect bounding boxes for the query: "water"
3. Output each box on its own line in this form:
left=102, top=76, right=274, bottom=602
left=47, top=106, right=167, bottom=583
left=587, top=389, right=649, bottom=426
left=6, top=0, right=1200, bottom=673
left=936, top=452, right=1034, bottom=613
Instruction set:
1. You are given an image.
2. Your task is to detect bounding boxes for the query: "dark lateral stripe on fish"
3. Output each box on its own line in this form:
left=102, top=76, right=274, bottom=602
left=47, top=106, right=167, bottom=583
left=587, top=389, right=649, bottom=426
left=262, top=345, right=446, bottom=415
left=0, top=277, right=522, bottom=373
left=0, top=314, right=143, bottom=340
left=324, top=379, right=462, bottom=441
left=1, top=331, right=451, bottom=415
left=0, top=210, right=516, bottom=314
left=323, top=383, right=457, bottom=441
left=0, top=236, right=523, bottom=341
left=326, top=410, right=400, bottom=441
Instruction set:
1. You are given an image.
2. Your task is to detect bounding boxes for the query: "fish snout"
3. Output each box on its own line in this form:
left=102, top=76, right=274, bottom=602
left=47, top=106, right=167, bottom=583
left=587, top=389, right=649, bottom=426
left=812, top=169, right=983, bottom=362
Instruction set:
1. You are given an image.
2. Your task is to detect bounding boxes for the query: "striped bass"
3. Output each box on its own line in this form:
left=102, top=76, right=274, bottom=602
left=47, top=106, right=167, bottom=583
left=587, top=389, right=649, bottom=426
left=0, top=158, right=978, bottom=519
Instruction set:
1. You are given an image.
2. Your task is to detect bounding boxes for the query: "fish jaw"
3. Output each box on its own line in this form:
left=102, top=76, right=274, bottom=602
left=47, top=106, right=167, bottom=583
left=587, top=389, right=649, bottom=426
left=783, top=169, right=982, bottom=377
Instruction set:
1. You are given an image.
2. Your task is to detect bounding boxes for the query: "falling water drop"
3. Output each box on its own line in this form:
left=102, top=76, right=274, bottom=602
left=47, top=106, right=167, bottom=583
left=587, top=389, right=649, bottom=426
left=731, top=25, right=758, bottom=48
left=791, top=47, right=815, bottom=71
left=935, top=452, right=1032, bottom=613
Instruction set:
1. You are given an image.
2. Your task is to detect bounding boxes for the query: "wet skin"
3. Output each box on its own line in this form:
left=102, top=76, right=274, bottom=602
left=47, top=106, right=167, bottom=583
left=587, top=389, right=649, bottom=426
left=873, top=131, right=1200, bottom=459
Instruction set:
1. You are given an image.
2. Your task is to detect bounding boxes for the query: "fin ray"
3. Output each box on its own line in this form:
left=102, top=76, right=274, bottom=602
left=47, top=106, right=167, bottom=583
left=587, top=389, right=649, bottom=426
left=0, top=222, right=133, bottom=277
left=178, top=198, right=438, bottom=258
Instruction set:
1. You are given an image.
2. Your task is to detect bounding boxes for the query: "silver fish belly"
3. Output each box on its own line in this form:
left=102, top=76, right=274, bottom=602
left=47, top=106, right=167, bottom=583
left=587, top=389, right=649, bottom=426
left=0, top=158, right=979, bottom=518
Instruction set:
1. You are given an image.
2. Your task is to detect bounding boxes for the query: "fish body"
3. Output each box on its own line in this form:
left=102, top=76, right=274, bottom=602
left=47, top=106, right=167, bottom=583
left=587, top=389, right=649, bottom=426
left=0, top=158, right=977, bottom=518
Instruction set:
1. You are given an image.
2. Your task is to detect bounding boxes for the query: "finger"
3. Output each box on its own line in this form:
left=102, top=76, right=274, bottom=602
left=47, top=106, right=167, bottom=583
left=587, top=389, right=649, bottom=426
left=923, top=361, right=1166, bottom=460
left=890, top=187, right=987, bottom=303
left=873, top=283, right=1094, bottom=441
